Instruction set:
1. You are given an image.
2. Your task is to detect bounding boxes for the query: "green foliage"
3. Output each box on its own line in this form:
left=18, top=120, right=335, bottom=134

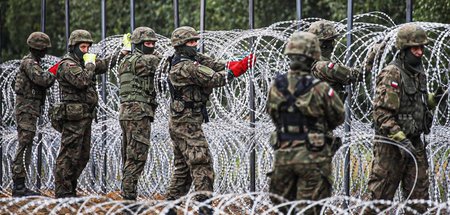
left=0, top=0, right=448, bottom=62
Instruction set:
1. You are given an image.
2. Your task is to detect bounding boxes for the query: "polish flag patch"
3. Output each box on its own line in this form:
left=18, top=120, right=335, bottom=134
left=391, top=81, right=399, bottom=88
left=328, top=88, right=335, bottom=97
left=327, top=62, right=335, bottom=69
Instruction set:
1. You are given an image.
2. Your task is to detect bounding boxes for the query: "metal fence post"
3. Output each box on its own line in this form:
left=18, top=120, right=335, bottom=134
left=248, top=0, right=256, bottom=193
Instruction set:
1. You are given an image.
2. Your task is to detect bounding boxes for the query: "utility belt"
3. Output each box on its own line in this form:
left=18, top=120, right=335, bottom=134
left=171, top=99, right=209, bottom=123
left=277, top=131, right=331, bottom=152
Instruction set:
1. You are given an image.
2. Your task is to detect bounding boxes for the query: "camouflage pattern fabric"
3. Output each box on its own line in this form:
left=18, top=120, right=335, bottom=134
left=367, top=136, right=429, bottom=214
left=118, top=47, right=160, bottom=200
left=120, top=118, right=151, bottom=200
left=131, top=27, right=158, bottom=44
left=166, top=53, right=230, bottom=200
left=54, top=52, right=113, bottom=197
left=267, top=69, right=345, bottom=214
left=396, top=23, right=429, bottom=50
left=269, top=161, right=332, bottom=215
left=27, top=32, right=51, bottom=50
left=369, top=47, right=431, bottom=213
left=13, top=53, right=55, bottom=180
left=311, top=56, right=360, bottom=100
left=166, top=121, right=214, bottom=200
left=68, top=29, right=93, bottom=46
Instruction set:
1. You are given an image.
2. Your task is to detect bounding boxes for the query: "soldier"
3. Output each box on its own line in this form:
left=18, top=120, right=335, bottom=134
left=368, top=23, right=443, bottom=214
left=118, top=27, right=160, bottom=201
left=308, top=20, right=362, bottom=100
left=12, top=32, right=55, bottom=196
left=165, top=26, right=255, bottom=214
left=53, top=29, right=124, bottom=198
left=267, top=31, right=345, bottom=214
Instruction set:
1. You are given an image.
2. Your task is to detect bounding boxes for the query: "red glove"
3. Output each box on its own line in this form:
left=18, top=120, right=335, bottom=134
left=48, top=61, right=61, bottom=75
left=227, top=53, right=256, bottom=77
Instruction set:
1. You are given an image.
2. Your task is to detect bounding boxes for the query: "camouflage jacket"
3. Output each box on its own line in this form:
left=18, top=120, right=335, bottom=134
left=311, top=56, right=358, bottom=100
left=267, top=69, right=345, bottom=164
left=118, top=49, right=161, bottom=121
left=168, top=53, right=232, bottom=123
left=373, top=58, right=432, bottom=137
left=56, top=53, right=112, bottom=108
left=15, top=53, right=55, bottom=116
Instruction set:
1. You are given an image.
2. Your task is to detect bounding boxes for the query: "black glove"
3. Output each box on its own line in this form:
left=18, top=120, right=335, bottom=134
left=399, top=138, right=416, bottom=158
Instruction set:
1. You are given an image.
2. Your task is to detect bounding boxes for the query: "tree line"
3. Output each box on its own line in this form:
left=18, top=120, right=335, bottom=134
left=0, top=0, right=448, bottom=62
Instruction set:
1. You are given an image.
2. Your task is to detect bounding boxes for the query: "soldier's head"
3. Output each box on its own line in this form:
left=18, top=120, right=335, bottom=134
left=171, top=26, right=200, bottom=57
left=307, top=20, right=339, bottom=59
left=27, top=32, right=51, bottom=59
left=284, top=31, right=321, bottom=70
left=68, top=29, right=94, bottom=61
left=396, top=23, right=428, bottom=67
left=132, top=26, right=158, bottom=54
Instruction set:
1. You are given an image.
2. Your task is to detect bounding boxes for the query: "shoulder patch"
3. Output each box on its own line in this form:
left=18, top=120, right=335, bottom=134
left=328, top=88, right=335, bottom=97
left=327, top=62, right=335, bottom=69
left=390, top=81, right=399, bottom=88
left=197, top=64, right=215, bottom=76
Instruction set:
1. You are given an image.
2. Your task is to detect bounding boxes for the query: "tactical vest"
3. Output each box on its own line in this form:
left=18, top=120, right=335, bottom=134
left=168, top=55, right=210, bottom=122
left=274, top=73, right=323, bottom=141
left=15, top=55, right=46, bottom=100
left=57, top=54, right=96, bottom=105
left=392, top=60, right=428, bottom=137
left=119, top=53, right=156, bottom=104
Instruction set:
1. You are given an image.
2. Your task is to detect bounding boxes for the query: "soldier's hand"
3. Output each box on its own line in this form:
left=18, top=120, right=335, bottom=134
left=83, top=53, right=96, bottom=66
left=122, top=33, right=132, bottom=52
left=227, top=53, right=256, bottom=77
left=351, top=67, right=363, bottom=82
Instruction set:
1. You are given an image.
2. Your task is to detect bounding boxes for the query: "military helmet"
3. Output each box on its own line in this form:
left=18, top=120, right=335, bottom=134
left=171, top=26, right=200, bottom=47
left=307, top=20, right=339, bottom=41
left=284, top=31, right=321, bottom=60
left=68, top=29, right=94, bottom=46
left=27, top=32, right=51, bottom=49
left=131, top=27, right=158, bottom=44
left=395, top=23, right=428, bottom=50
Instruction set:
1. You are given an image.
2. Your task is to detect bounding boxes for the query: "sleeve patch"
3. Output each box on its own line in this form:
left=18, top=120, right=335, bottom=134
left=327, top=62, right=335, bottom=69
left=328, top=88, right=335, bottom=97
left=390, top=81, right=399, bottom=88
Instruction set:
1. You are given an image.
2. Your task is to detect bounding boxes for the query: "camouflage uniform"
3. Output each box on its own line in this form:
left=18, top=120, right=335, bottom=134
left=118, top=27, right=160, bottom=200
left=12, top=32, right=54, bottom=196
left=308, top=20, right=361, bottom=100
left=54, top=29, right=118, bottom=198
left=166, top=26, right=252, bottom=203
left=267, top=32, right=345, bottom=215
left=368, top=23, right=434, bottom=214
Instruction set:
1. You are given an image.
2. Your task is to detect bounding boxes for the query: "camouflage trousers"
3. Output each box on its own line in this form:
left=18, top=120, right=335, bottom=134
left=269, top=159, right=332, bottom=215
left=120, top=118, right=151, bottom=200
left=166, top=120, right=214, bottom=201
left=12, top=112, right=37, bottom=180
left=367, top=135, right=429, bottom=214
left=55, top=118, right=92, bottom=197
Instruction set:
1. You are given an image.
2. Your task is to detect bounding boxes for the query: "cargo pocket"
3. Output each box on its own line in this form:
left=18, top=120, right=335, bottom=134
left=186, top=146, right=212, bottom=165
left=128, top=134, right=150, bottom=161
left=65, top=103, right=85, bottom=121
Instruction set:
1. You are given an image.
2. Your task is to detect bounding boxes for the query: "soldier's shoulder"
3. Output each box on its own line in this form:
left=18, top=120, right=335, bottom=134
left=379, top=64, right=401, bottom=79
left=141, top=54, right=160, bottom=63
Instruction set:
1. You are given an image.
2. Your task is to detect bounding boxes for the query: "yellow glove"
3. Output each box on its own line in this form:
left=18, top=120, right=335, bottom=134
left=83, top=53, right=96, bottom=66
left=122, top=33, right=132, bottom=51
left=388, top=131, right=406, bottom=142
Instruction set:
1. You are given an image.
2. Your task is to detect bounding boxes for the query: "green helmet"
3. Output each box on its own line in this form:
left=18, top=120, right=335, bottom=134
left=68, top=29, right=93, bottom=46
left=395, top=23, right=429, bottom=50
left=131, top=27, right=158, bottom=44
left=284, top=31, right=321, bottom=60
left=171, top=26, right=200, bottom=47
left=27, top=32, right=51, bottom=49
left=307, top=20, right=339, bottom=41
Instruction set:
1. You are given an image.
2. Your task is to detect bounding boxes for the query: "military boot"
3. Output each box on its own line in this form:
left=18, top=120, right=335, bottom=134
left=12, top=178, right=40, bottom=197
